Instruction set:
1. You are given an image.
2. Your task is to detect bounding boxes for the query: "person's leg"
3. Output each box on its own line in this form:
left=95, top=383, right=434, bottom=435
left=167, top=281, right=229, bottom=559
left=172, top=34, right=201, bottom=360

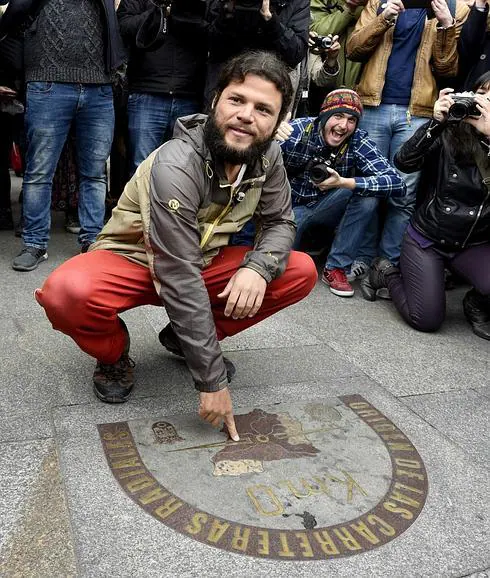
left=292, top=188, right=353, bottom=251
left=451, top=244, right=490, bottom=339
left=165, top=96, right=201, bottom=141
left=127, top=93, right=172, bottom=175
left=325, top=195, right=379, bottom=270
left=74, top=84, right=115, bottom=248
left=384, top=233, right=447, bottom=331
left=35, top=250, right=161, bottom=363
left=379, top=111, right=427, bottom=265
left=21, top=82, right=76, bottom=250
left=202, top=246, right=317, bottom=340
left=0, top=111, right=13, bottom=229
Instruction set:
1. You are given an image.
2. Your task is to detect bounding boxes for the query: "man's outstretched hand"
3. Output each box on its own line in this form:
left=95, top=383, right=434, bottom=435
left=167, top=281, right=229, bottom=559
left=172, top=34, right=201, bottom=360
left=199, top=388, right=240, bottom=441
left=218, top=267, right=267, bottom=319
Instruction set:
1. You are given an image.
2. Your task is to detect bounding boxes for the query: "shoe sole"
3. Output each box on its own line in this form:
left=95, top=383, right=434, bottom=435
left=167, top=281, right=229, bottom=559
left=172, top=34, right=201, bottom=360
left=12, top=252, right=48, bottom=272
left=321, top=276, right=354, bottom=297
left=93, top=384, right=132, bottom=404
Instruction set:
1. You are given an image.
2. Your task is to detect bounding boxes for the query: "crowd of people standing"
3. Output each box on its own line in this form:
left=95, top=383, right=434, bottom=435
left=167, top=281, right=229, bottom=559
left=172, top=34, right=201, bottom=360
left=1, top=0, right=489, bottom=351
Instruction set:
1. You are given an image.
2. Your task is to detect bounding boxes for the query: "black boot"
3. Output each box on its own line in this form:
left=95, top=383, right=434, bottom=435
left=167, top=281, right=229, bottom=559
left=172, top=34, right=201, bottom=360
left=463, top=289, right=490, bottom=340
left=361, top=257, right=399, bottom=302
left=159, top=323, right=236, bottom=381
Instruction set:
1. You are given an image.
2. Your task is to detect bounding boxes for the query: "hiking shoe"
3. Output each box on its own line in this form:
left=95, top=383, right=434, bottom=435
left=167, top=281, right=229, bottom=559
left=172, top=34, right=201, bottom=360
left=93, top=319, right=136, bottom=403
left=12, top=246, right=48, bottom=271
left=376, top=287, right=392, bottom=300
left=346, top=260, right=369, bottom=282
left=159, top=323, right=236, bottom=381
left=322, top=268, right=354, bottom=297
left=65, top=215, right=81, bottom=234
left=463, top=289, right=490, bottom=340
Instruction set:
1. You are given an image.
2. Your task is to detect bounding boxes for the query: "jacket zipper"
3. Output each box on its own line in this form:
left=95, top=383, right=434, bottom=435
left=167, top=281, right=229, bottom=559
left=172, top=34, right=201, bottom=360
left=199, top=188, right=236, bottom=249
left=462, top=189, right=490, bottom=248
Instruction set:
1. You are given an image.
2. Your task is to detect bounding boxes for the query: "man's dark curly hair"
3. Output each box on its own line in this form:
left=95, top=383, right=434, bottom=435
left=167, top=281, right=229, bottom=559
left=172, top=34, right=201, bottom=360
left=214, top=50, right=293, bottom=123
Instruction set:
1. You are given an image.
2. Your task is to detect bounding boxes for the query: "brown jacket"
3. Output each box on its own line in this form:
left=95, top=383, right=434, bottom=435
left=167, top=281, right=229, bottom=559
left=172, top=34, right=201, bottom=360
left=346, top=0, right=469, bottom=117
left=91, top=114, right=296, bottom=392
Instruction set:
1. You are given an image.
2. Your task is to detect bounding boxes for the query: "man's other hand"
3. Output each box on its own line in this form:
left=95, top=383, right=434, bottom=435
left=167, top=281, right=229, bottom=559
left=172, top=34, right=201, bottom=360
left=261, top=0, right=273, bottom=20
left=275, top=112, right=293, bottom=142
left=381, top=0, right=404, bottom=21
left=218, top=267, right=267, bottom=319
left=199, top=388, right=240, bottom=440
left=432, top=0, right=453, bottom=27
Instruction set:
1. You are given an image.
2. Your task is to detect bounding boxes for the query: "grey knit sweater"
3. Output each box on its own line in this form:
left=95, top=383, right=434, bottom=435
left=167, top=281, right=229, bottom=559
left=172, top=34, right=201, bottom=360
left=24, top=0, right=111, bottom=84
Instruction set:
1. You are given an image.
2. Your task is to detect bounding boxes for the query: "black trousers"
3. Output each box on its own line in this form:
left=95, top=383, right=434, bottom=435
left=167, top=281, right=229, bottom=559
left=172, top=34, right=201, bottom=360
left=387, top=232, right=490, bottom=332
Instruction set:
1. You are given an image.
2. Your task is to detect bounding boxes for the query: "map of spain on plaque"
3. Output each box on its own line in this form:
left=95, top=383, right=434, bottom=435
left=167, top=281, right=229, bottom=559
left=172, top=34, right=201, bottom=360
left=98, top=394, right=428, bottom=561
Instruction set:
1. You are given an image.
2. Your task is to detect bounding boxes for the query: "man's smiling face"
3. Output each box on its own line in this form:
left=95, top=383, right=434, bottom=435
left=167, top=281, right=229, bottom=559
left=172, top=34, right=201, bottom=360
left=205, top=74, right=282, bottom=165
left=322, top=112, right=357, bottom=148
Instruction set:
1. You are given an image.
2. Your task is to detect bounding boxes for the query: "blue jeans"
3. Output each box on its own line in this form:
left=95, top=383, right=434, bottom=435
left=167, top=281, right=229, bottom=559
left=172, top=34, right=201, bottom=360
left=23, top=82, right=114, bottom=249
left=127, top=93, right=200, bottom=174
left=355, top=104, right=428, bottom=265
left=326, top=195, right=379, bottom=270
left=292, top=188, right=353, bottom=251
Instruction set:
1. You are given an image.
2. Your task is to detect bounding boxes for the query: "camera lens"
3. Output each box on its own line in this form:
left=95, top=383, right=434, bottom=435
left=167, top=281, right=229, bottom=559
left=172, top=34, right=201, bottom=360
left=449, top=102, right=468, bottom=121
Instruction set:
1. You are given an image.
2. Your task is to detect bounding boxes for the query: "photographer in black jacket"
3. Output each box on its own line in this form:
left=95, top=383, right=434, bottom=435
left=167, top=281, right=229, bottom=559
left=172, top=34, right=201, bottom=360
left=118, top=0, right=207, bottom=174
left=365, top=73, right=490, bottom=340
left=205, top=0, right=309, bottom=107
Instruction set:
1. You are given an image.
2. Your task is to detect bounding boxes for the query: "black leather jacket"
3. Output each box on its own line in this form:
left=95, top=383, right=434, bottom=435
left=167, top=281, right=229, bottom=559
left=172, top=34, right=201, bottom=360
left=395, top=120, right=490, bottom=250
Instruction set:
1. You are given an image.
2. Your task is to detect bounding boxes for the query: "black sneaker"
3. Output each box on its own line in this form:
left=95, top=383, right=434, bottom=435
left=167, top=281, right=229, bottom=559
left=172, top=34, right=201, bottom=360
left=463, top=289, right=490, bottom=341
left=159, top=323, right=236, bottom=381
left=12, top=246, right=48, bottom=271
left=65, top=215, right=81, bottom=234
left=93, top=319, right=136, bottom=403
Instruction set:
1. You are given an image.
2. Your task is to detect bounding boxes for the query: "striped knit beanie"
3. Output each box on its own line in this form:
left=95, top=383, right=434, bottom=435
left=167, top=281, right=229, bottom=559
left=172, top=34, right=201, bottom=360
left=319, top=89, right=363, bottom=128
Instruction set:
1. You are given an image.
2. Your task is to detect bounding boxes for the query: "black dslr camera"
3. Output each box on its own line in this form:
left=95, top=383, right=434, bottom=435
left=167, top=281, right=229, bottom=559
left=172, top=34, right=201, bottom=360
left=448, top=92, right=481, bottom=122
left=310, top=34, right=333, bottom=51
left=306, top=156, right=334, bottom=184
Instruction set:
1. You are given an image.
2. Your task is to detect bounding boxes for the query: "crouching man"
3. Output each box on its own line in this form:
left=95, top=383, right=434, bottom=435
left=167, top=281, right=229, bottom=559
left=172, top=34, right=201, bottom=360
left=35, top=51, right=317, bottom=440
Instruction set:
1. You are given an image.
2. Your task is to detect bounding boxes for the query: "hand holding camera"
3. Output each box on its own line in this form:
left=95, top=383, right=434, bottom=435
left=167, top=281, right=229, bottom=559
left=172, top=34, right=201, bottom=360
left=434, top=87, right=484, bottom=124
left=309, top=32, right=340, bottom=66
left=465, top=93, right=490, bottom=137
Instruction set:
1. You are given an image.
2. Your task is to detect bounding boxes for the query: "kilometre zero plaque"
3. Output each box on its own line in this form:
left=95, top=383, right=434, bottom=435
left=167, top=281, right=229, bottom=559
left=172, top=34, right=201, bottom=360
left=98, top=394, right=428, bottom=560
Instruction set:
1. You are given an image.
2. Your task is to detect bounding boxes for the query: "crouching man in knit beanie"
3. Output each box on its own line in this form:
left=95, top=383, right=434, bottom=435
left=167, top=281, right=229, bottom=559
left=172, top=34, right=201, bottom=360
left=278, top=88, right=407, bottom=297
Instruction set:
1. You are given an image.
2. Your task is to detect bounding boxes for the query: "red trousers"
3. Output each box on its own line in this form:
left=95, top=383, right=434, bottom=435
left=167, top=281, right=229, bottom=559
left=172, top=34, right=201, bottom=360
left=35, top=247, right=317, bottom=364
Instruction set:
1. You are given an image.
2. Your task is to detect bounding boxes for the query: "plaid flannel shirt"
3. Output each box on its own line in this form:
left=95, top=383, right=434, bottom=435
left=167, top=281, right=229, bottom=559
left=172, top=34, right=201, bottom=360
left=280, top=117, right=406, bottom=205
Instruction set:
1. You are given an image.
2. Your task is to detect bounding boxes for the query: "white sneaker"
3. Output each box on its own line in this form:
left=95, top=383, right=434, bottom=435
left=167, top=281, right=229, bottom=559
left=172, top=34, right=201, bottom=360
left=346, top=260, right=369, bottom=282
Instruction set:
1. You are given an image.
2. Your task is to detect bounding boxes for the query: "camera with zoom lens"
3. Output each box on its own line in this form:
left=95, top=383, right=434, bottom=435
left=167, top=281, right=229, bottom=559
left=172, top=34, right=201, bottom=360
left=306, top=156, right=334, bottom=184
left=310, top=34, right=333, bottom=51
left=448, top=92, right=481, bottom=122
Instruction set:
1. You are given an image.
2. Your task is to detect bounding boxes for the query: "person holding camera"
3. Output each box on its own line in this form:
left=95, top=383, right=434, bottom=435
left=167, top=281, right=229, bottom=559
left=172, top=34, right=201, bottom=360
left=342, top=0, right=469, bottom=298
left=364, top=73, right=490, bottom=340
left=310, top=0, right=366, bottom=91
left=205, top=0, right=309, bottom=108
left=279, top=89, right=406, bottom=297
left=308, top=32, right=342, bottom=91
left=118, top=0, right=208, bottom=175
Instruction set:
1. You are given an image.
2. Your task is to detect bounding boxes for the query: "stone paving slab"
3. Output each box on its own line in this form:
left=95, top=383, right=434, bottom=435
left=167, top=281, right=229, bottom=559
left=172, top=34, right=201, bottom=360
left=294, top=283, right=490, bottom=397
left=53, top=379, right=489, bottom=577
left=403, top=389, right=490, bottom=469
left=0, top=439, right=76, bottom=577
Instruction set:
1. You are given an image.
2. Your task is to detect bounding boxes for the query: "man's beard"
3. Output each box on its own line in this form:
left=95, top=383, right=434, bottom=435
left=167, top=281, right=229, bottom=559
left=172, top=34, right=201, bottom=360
left=204, top=111, right=273, bottom=165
